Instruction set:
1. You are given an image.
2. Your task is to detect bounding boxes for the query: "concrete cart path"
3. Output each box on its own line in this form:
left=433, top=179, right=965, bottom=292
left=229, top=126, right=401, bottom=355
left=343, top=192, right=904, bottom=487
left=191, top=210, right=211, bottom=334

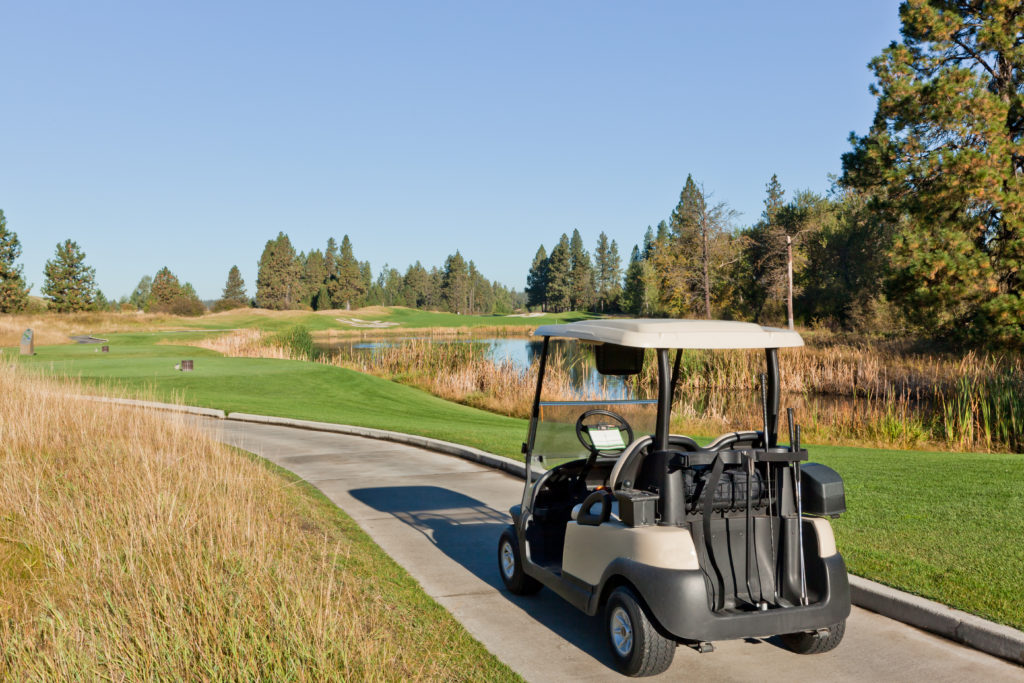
left=198, top=418, right=1024, bottom=682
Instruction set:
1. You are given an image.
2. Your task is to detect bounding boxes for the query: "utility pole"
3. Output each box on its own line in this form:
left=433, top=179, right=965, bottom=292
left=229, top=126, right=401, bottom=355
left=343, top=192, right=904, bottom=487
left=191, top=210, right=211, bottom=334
left=786, top=234, right=794, bottom=331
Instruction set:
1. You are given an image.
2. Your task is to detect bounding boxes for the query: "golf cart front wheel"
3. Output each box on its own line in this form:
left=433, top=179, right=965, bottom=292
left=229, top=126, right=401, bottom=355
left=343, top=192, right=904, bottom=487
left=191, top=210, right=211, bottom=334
left=605, top=586, right=675, bottom=677
left=781, top=619, right=846, bottom=654
left=497, top=527, right=541, bottom=595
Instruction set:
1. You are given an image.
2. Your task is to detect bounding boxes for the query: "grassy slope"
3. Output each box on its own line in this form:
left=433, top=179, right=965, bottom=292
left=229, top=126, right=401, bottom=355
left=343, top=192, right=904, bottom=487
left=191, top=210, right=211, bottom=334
left=0, top=367, right=517, bottom=681
left=9, top=335, right=1024, bottom=631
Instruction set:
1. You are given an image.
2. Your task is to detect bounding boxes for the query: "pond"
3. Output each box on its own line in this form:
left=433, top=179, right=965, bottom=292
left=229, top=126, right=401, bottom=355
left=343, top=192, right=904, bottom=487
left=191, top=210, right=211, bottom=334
left=319, top=336, right=636, bottom=399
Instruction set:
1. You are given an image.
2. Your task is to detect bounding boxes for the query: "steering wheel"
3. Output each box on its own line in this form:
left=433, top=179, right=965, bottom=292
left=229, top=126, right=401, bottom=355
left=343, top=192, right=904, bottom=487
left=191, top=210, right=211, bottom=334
left=575, top=409, right=634, bottom=457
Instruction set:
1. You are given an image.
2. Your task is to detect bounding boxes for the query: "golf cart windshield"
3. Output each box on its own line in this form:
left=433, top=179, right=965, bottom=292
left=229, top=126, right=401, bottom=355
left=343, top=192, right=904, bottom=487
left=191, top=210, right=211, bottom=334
left=532, top=399, right=657, bottom=470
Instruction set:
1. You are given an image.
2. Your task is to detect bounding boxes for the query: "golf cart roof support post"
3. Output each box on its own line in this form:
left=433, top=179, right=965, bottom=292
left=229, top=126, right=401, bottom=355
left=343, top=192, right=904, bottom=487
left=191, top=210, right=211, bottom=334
left=669, top=348, right=682, bottom=401
left=656, top=348, right=684, bottom=526
left=765, top=348, right=780, bottom=447
left=524, top=336, right=550, bottom=484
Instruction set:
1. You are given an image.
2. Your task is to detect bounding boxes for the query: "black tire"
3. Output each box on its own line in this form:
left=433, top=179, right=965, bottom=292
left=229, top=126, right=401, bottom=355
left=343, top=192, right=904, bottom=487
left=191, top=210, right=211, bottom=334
left=497, top=527, right=542, bottom=595
left=605, top=586, right=676, bottom=677
left=780, top=619, right=846, bottom=654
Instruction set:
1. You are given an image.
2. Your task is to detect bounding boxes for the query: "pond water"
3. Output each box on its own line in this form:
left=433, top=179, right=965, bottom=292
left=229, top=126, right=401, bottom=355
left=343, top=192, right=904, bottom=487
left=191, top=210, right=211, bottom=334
left=321, top=336, right=635, bottom=399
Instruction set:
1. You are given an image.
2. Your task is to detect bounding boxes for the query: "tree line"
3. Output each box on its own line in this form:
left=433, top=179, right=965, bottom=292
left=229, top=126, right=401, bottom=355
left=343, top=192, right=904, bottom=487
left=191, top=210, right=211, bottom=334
left=526, top=172, right=903, bottom=336
left=252, top=232, right=521, bottom=314
left=0, top=213, right=520, bottom=317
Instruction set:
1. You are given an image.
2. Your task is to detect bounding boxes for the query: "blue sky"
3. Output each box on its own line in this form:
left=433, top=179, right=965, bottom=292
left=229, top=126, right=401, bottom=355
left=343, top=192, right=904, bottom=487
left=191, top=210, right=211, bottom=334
left=1, top=1, right=902, bottom=300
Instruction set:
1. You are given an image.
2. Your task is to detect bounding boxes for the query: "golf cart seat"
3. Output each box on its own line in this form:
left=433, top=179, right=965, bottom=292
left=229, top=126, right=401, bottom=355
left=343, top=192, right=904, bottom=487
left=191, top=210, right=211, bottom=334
left=571, top=498, right=620, bottom=524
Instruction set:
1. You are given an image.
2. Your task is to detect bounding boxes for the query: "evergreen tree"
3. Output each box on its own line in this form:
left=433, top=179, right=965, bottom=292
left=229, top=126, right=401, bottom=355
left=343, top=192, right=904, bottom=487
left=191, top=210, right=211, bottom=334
left=323, top=237, right=339, bottom=306
left=545, top=234, right=572, bottom=312
left=41, top=240, right=96, bottom=312
left=332, top=235, right=364, bottom=310
left=662, top=176, right=737, bottom=318
left=843, top=0, right=1024, bottom=346
left=442, top=251, right=470, bottom=313
left=255, top=232, right=302, bottom=310
left=0, top=210, right=29, bottom=313
left=568, top=229, right=595, bottom=310
left=526, top=245, right=549, bottom=310
left=301, top=250, right=326, bottom=308
left=621, top=245, right=658, bottom=315
left=214, top=265, right=248, bottom=311
left=130, top=275, right=152, bottom=311
left=377, top=264, right=404, bottom=306
left=641, top=226, right=656, bottom=260
left=738, top=176, right=789, bottom=322
left=402, top=261, right=431, bottom=308
left=607, top=239, right=622, bottom=309
left=359, top=261, right=373, bottom=306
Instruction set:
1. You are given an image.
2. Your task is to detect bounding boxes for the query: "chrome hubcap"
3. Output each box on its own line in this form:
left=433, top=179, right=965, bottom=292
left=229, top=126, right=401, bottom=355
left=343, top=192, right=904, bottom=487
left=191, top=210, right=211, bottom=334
left=611, top=606, right=633, bottom=657
left=501, top=541, right=516, bottom=579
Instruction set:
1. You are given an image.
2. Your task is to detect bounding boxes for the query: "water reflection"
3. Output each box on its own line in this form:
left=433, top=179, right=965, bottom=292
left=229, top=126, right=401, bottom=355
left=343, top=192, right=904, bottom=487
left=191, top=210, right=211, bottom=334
left=321, top=336, right=634, bottom=399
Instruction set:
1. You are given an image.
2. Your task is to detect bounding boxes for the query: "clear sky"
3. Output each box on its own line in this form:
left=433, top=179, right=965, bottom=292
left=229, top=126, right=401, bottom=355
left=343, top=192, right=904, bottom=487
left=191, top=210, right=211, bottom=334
left=1, top=1, right=902, bottom=300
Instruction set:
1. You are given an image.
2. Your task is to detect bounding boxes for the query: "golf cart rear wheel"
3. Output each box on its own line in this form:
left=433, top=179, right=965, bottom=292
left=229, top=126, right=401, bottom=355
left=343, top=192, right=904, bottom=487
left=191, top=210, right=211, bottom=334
left=497, top=527, right=541, bottom=595
left=605, top=586, right=675, bottom=677
left=781, top=619, right=846, bottom=654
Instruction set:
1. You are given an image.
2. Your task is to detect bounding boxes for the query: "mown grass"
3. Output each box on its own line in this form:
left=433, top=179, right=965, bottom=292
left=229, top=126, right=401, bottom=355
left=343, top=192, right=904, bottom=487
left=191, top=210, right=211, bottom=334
left=0, top=366, right=518, bottom=681
left=8, top=334, right=1024, bottom=632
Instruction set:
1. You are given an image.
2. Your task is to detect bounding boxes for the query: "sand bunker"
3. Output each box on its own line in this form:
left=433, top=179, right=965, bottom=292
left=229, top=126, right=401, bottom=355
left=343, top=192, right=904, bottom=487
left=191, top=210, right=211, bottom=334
left=505, top=312, right=545, bottom=318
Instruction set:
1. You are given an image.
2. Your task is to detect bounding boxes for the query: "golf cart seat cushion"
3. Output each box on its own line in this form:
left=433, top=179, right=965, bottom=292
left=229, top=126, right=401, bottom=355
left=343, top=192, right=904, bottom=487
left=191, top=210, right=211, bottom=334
left=570, top=499, right=620, bottom=522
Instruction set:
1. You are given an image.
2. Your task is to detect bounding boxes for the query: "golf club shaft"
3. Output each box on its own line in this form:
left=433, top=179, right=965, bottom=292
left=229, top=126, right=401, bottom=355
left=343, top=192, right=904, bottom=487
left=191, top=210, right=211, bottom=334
left=795, top=424, right=808, bottom=606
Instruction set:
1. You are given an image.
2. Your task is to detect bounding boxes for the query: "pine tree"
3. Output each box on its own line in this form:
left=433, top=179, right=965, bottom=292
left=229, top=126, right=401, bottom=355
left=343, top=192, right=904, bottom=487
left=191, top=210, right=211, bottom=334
left=215, top=265, right=248, bottom=311
left=0, top=210, right=29, bottom=313
left=332, top=235, right=364, bottom=310
left=41, top=240, right=96, bottom=312
left=299, top=251, right=325, bottom=308
left=607, top=239, right=622, bottom=309
left=568, top=229, right=595, bottom=310
left=402, top=261, right=431, bottom=308
left=130, top=275, right=152, bottom=311
left=526, top=245, right=549, bottom=310
left=546, top=234, right=572, bottom=312
left=442, top=251, right=470, bottom=313
left=256, top=232, right=302, bottom=310
left=843, top=1, right=1024, bottom=346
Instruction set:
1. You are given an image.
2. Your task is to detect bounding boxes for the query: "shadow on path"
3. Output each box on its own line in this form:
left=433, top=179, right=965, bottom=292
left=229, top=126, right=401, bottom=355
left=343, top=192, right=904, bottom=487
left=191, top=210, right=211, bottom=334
left=349, top=485, right=619, bottom=671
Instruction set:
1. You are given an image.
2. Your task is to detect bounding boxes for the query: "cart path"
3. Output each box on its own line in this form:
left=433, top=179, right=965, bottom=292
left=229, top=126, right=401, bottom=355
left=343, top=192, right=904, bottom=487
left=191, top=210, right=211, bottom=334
left=197, top=418, right=1023, bottom=682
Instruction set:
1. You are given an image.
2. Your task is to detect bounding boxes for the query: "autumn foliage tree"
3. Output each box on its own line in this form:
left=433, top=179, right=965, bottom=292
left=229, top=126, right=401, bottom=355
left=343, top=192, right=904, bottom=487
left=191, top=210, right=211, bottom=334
left=843, top=0, right=1024, bottom=346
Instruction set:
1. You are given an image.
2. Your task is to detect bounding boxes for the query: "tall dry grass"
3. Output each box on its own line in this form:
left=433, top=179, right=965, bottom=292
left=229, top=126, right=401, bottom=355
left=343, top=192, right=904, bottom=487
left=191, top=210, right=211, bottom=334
left=0, top=366, right=513, bottom=680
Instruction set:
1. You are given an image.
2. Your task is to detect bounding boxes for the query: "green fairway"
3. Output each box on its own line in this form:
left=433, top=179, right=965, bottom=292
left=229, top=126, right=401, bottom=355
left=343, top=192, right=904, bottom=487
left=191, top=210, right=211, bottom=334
left=163, top=306, right=601, bottom=333
left=8, top=335, right=1023, bottom=631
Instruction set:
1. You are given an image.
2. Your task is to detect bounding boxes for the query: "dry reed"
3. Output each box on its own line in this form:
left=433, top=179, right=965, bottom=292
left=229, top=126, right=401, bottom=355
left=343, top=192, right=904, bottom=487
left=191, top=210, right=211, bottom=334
left=183, top=328, right=1024, bottom=453
left=0, top=366, right=511, bottom=680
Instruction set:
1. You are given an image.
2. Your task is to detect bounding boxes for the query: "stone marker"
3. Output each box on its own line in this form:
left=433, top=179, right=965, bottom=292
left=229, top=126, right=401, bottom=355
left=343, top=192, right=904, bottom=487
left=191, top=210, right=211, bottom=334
left=20, top=329, right=34, bottom=356
left=181, top=360, right=194, bottom=372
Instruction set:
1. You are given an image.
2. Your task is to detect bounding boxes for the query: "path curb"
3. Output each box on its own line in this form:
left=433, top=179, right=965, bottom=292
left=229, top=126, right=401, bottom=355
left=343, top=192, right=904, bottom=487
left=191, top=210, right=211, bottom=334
left=78, top=395, right=226, bottom=419
left=91, top=396, right=1024, bottom=667
left=226, top=412, right=540, bottom=479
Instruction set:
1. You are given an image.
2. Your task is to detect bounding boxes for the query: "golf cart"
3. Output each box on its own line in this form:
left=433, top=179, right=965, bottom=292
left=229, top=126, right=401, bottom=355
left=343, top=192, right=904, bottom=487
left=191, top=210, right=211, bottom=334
left=497, top=319, right=850, bottom=676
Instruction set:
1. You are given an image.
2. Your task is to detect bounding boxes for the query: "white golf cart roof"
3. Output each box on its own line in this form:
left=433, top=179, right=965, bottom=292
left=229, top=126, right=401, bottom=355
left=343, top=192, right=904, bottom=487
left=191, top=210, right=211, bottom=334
left=533, top=319, right=803, bottom=349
